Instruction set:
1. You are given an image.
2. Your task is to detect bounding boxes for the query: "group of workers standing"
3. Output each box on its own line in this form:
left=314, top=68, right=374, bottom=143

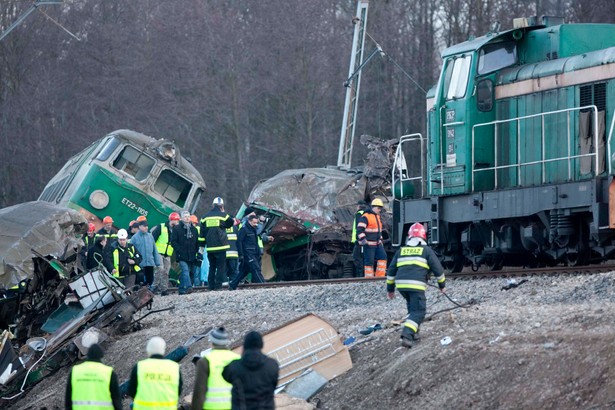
left=66, top=327, right=279, bottom=410
left=81, top=197, right=273, bottom=295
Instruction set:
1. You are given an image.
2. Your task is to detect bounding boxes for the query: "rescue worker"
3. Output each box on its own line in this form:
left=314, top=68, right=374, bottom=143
left=351, top=200, right=367, bottom=277
left=128, top=220, right=140, bottom=239
left=130, top=219, right=160, bottom=287
left=191, top=326, right=240, bottom=410
left=65, top=341, right=122, bottom=410
left=170, top=211, right=198, bottom=295
left=97, top=216, right=118, bottom=244
left=112, top=228, right=142, bottom=287
left=191, top=214, right=206, bottom=286
left=386, top=222, right=445, bottom=348
left=200, top=197, right=234, bottom=290
left=222, top=331, right=279, bottom=410
left=127, top=336, right=182, bottom=410
left=86, top=235, right=114, bottom=272
left=231, top=215, right=264, bottom=290
left=151, top=212, right=180, bottom=296
left=356, top=198, right=387, bottom=277
left=225, top=219, right=240, bottom=286
left=80, top=223, right=97, bottom=268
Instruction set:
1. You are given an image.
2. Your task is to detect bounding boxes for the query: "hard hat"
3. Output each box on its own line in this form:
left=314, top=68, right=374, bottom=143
left=212, top=197, right=224, bottom=206
left=190, top=215, right=198, bottom=224
left=88, top=223, right=96, bottom=233
left=371, top=198, right=384, bottom=208
left=169, top=212, right=180, bottom=221
left=136, top=215, right=147, bottom=222
left=102, top=216, right=113, bottom=224
left=129, top=220, right=138, bottom=229
left=117, top=229, right=128, bottom=240
left=408, top=223, right=427, bottom=240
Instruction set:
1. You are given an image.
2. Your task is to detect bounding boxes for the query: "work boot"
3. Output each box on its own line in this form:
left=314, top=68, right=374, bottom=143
left=160, top=290, right=169, bottom=297
left=401, top=337, right=413, bottom=348
left=412, top=332, right=421, bottom=342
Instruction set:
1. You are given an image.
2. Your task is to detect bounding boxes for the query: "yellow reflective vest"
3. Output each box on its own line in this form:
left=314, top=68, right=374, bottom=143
left=133, top=358, right=180, bottom=410
left=202, top=349, right=240, bottom=410
left=71, top=361, right=114, bottom=410
left=155, top=223, right=174, bottom=257
left=226, top=226, right=239, bottom=259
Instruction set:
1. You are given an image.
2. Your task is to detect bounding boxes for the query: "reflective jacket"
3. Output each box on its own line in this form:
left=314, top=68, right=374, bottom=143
left=112, top=244, right=142, bottom=278
left=356, top=209, right=382, bottom=246
left=133, top=358, right=180, bottom=410
left=386, top=238, right=445, bottom=292
left=225, top=226, right=239, bottom=259
left=152, top=223, right=174, bottom=257
left=202, top=349, right=241, bottom=409
left=351, top=210, right=365, bottom=243
left=200, top=207, right=234, bottom=252
left=70, top=361, right=114, bottom=410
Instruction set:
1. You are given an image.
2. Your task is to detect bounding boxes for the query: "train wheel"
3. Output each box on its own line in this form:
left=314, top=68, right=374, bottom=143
left=486, top=257, right=503, bottom=271
left=443, top=254, right=464, bottom=273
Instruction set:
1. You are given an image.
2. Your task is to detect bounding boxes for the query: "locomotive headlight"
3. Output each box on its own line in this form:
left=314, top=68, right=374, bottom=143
left=89, top=190, right=109, bottom=210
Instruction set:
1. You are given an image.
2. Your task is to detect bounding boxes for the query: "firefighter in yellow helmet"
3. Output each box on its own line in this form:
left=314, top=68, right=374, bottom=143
left=386, top=222, right=445, bottom=348
left=355, top=198, right=387, bottom=277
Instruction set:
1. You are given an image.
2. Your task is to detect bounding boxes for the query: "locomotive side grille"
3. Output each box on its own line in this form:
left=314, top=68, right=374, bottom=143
left=594, top=82, right=607, bottom=112
left=580, top=83, right=607, bottom=112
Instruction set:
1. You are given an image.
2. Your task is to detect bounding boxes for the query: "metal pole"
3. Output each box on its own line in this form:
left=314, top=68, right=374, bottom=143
left=0, top=1, right=63, bottom=42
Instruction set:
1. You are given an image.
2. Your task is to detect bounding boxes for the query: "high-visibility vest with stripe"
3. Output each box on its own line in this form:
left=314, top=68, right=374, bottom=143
left=71, top=361, right=114, bottom=410
left=201, top=215, right=231, bottom=252
left=225, top=226, right=239, bottom=258
left=133, top=358, right=180, bottom=410
left=202, top=349, right=240, bottom=410
left=155, top=223, right=174, bottom=257
left=351, top=210, right=365, bottom=243
left=196, top=225, right=206, bottom=246
left=112, top=245, right=141, bottom=277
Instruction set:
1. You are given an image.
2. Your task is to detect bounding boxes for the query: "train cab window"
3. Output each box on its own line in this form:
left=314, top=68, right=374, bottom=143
left=476, top=79, right=494, bottom=112
left=95, top=137, right=121, bottom=161
left=154, top=169, right=192, bottom=207
left=444, top=55, right=471, bottom=100
left=112, top=146, right=155, bottom=182
left=477, top=41, right=517, bottom=75
left=189, top=188, right=203, bottom=213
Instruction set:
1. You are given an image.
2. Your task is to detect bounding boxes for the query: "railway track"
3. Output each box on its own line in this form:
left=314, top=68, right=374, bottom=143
left=165, top=263, right=615, bottom=294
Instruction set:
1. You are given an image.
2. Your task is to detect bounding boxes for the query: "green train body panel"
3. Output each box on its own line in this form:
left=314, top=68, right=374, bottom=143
left=67, top=166, right=175, bottom=230
left=427, top=21, right=615, bottom=198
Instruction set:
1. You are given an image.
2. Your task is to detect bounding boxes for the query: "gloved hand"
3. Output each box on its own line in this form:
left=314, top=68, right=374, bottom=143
left=198, top=247, right=205, bottom=255
left=358, top=238, right=368, bottom=246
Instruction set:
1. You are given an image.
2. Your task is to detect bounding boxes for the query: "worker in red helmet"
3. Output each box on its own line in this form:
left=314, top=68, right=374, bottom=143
left=97, top=216, right=118, bottom=244
left=150, top=212, right=181, bottom=296
left=386, top=222, right=445, bottom=348
left=80, top=223, right=99, bottom=268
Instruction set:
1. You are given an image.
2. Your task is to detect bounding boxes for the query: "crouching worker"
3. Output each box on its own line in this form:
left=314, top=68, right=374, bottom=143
left=191, top=326, right=240, bottom=410
left=386, top=222, right=445, bottom=348
left=65, top=341, right=122, bottom=410
left=127, top=336, right=182, bottom=409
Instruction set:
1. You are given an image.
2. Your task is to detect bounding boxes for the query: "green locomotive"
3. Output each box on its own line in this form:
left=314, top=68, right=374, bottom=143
left=39, top=129, right=205, bottom=231
left=393, top=16, right=615, bottom=270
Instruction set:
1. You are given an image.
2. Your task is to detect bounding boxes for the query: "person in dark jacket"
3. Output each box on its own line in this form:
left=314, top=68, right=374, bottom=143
left=230, top=215, right=263, bottom=290
left=65, top=342, right=122, bottom=410
left=222, top=331, right=279, bottom=410
left=200, top=197, right=234, bottom=290
left=171, top=211, right=198, bottom=294
left=112, top=229, right=142, bottom=287
left=387, top=222, right=445, bottom=348
left=86, top=235, right=114, bottom=273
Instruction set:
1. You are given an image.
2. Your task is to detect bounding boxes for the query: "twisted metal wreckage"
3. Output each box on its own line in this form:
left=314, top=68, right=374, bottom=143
left=0, top=201, right=161, bottom=403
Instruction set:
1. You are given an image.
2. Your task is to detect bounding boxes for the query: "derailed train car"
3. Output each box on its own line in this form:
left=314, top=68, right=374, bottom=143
left=39, top=129, right=206, bottom=231
left=242, top=162, right=394, bottom=281
left=393, top=16, right=615, bottom=271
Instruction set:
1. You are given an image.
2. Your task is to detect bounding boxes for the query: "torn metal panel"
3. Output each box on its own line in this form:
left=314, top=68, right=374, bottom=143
left=233, top=313, right=352, bottom=387
left=248, top=168, right=367, bottom=228
left=0, top=201, right=86, bottom=289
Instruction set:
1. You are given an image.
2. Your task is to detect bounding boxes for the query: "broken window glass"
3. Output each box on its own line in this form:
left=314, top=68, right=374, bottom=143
left=112, top=145, right=155, bottom=182
left=154, top=169, right=192, bottom=207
